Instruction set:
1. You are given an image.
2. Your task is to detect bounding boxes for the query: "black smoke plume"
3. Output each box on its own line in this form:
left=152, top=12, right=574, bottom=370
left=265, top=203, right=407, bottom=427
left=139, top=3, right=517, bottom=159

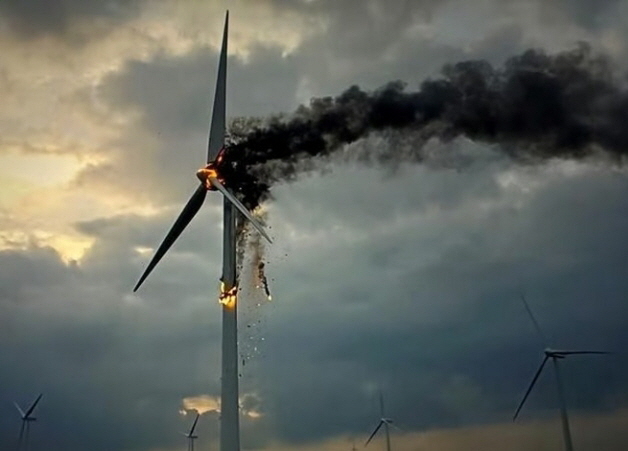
left=218, top=44, right=628, bottom=210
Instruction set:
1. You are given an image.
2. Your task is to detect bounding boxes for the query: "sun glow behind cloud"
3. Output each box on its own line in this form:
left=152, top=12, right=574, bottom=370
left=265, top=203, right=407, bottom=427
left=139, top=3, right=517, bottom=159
left=181, top=393, right=264, bottom=419
left=0, top=0, right=324, bottom=266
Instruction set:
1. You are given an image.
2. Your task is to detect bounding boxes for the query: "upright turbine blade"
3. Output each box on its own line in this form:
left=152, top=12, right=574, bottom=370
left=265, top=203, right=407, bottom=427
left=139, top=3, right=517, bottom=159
left=207, top=11, right=228, bottom=163
left=189, top=413, right=200, bottom=436
left=24, top=393, right=42, bottom=418
left=365, top=421, right=383, bottom=446
left=513, top=355, right=549, bottom=421
left=210, top=177, right=272, bottom=243
left=134, top=185, right=207, bottom=291
left=521, top=294, right=548, bottom=345
left=379, top=391, right=385, bottom=418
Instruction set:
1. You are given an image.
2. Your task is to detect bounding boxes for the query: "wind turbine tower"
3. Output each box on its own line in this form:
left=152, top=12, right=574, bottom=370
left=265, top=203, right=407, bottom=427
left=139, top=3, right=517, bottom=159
left=365, top=392, right=397, bottom=451
left=513, top=295, right=609, bottom=451
left=14, top=393, right=42, bottom=451
left=133, top=12, right=271, bottom=451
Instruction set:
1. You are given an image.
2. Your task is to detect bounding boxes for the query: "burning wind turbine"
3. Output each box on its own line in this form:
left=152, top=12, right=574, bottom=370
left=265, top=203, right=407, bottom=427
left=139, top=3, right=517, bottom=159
left=134, top=11, right=270, bottom=451
left=513, top=295, right=610, bottom=451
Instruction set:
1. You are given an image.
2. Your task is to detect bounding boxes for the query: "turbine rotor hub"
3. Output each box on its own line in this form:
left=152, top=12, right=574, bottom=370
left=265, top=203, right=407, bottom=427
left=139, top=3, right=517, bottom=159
left=196, top=164, right=221, bottom=191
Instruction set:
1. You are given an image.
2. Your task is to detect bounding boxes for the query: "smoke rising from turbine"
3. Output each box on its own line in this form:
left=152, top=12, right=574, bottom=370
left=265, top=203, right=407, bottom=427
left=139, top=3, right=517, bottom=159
left=218, top=44, right=628, bottom=211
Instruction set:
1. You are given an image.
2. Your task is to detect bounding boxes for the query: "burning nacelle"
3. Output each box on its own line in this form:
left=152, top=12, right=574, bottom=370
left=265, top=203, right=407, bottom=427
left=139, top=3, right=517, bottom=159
left=196, top=149, right=226, bottom=191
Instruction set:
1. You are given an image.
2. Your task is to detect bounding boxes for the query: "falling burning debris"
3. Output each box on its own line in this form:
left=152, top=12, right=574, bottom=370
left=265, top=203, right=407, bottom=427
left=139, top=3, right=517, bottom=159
left=215, top=44, right=628, bottom=211
left=257, top=261, right=272, bottom=301
left=235, top=206, right=273, bottom=301
left=219, top=282, right=237, bottom=309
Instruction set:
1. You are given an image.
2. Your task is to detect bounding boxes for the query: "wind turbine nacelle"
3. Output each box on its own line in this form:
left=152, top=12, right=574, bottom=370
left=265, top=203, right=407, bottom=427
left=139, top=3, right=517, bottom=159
left=544, top=348, right=566, bottom=358
left=196, top=165, right=221, bottom=191
left=26, top=417, right=37, bottom=422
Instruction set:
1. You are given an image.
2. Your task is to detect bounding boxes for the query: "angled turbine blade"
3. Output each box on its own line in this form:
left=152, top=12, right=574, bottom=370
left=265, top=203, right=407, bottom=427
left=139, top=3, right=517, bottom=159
left=365, top=421, right=383, bottom=446
left=189, top=413, right=200, bottom=436
left=14, top=402, right=25, bottom=418
left=24, top=393, right=42, bottom=418
left=207, top=11, right=228, bottom=163
left=210, top=177, right=272, bottom=243
left=521, top=294, right=548, bottom=345
left=513, top=355, right=549, bottom=421
left=134, top=185, right=207, bottom=291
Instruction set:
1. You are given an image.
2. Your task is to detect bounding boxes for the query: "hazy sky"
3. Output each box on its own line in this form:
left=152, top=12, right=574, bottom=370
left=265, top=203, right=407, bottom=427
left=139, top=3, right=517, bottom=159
left=1, top=1, right=627, bottom=451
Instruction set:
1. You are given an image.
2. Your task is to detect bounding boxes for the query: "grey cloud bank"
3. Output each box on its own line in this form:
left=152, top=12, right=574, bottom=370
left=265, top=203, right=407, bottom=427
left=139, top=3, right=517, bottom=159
left=1, top=1, right=628, bottom=451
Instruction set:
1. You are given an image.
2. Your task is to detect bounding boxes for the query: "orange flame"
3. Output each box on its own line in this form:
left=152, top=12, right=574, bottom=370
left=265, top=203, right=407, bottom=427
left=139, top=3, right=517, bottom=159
left=219, top=282, right=237, bottom=309
left=197, top=148, right=227, bottom=190
left=196, top=164, right=222, bottom=190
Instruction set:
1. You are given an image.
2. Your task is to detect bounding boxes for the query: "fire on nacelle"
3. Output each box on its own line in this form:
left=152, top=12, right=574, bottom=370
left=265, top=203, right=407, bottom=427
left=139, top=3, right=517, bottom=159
left=196, top=149, right=226, bottom=190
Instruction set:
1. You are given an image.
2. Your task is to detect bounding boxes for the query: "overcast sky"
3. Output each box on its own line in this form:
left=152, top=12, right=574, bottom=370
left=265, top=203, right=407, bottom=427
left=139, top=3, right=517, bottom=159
left=1, top=1, right=628, bottom=451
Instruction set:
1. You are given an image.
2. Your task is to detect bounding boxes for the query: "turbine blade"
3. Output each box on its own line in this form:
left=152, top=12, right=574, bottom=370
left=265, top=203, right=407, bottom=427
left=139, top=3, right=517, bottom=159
left=189, top=413, right=200, bottom=435
left=557, top=350, right=611, bottom=355
left=513, top=355, right=549, bottom=421
left=365, top=421, right=383, bottom=446
left=521, top=294, right=548, bottom=345
left=207, top=11, right=228, bottom=163
left=210, top=177, right=272, bottom=243
left=24, top=393, right=42, bottom=418
left=14, top=402, right=25, bottom=418
left=134, top=185, right=207, bottom=291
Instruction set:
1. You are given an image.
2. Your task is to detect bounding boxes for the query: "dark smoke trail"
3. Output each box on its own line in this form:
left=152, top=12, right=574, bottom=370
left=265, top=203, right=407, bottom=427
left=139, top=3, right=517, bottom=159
left=218, top=44, right=628, bottom=210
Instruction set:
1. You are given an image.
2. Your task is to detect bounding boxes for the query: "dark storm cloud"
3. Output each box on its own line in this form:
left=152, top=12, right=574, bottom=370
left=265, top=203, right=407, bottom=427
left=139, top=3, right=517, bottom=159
left=0, top=0, right=140, bottom=41
left=248, top=152, right=628, bottom=443
left=549, top=0, right=622, bottom=30
left=101, top=45, right=301, bottom=135
left=83, top=44, right=301, bottom=205
left=2, top=1, right=628, bottom=450
left=0, top=212, right=226, bottom=451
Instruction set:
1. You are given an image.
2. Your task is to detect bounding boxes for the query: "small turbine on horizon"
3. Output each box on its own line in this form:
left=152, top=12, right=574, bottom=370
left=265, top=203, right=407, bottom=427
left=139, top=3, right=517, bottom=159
left=365, top=392, right=398, bottom=451
left=14, top=393, right=42, bottom=451
left=181, top=413, right=200, bottom=451
left=513, top=295, right=609, bottom=451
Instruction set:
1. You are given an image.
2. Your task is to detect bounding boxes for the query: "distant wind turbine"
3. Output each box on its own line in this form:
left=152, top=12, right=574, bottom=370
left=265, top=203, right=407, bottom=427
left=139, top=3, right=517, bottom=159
left=182, top=413, right=200, bottom=451
left=133, top=11, right=271, bottom=451
left=513, top=295, right=609, bottom=451
left=365, top=392, right=398, bottom=451
left=14, top=393, right=42, bottom=451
